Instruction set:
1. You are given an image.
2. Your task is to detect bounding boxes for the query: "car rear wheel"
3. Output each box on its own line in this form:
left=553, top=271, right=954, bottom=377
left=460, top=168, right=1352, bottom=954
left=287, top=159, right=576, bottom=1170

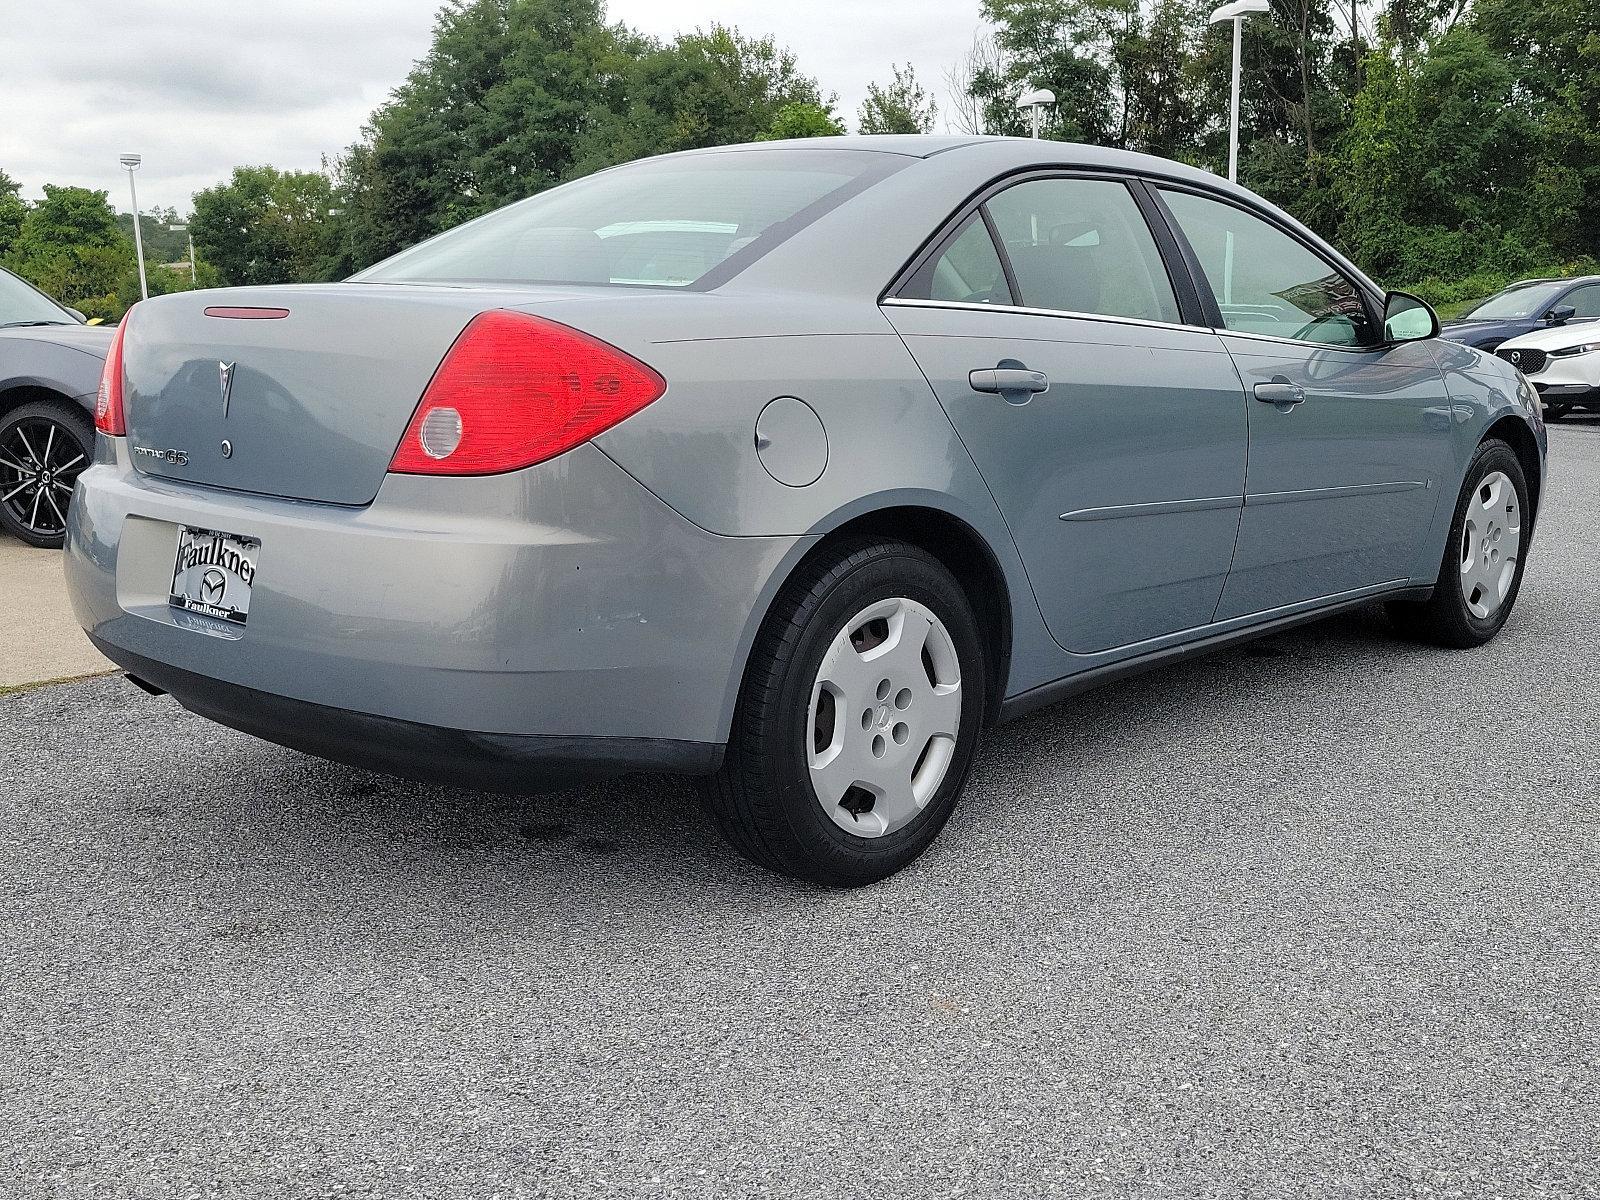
left=0, top=399, right=94, bottom=549
left=704, top=538, right=987, bottom=886
left=1387, top=440, right=1530, bottom=648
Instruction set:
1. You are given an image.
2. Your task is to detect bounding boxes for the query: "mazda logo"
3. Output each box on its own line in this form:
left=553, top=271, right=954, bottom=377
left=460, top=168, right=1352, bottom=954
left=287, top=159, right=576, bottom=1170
left=200, top=569, right=226, bottom=603
left=1509, top=351, right=1522, bottom=365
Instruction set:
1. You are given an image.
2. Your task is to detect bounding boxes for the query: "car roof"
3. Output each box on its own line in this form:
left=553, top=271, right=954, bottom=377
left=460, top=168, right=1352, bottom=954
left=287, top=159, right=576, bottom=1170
left=1503, top=276, right=1600, bottom=291
left=677, top=134, right=1227, bottom=180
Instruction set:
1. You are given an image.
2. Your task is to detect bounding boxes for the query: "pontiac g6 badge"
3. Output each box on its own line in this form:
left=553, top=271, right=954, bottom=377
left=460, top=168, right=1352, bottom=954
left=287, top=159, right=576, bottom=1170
left=219, top=361, right=236, bottom=418
left=133, top=445, right=189, bottom=465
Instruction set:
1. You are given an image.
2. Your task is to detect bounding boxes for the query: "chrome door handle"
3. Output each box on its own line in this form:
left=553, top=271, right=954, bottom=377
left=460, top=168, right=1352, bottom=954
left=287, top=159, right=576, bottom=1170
left=970, top=366, right=1050, bottom=403
left=1254, top=381, right=1307, bottom=406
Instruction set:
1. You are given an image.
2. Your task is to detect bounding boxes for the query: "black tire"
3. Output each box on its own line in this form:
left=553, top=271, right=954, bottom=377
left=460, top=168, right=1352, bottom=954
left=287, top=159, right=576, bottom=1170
left=703, top=539, right=988, bottom=887
left=1386, top=439, right=1530, bottom=648
left=1545, top=404, right=1569, bottom=422
left=0, top=398, right=95, bottom=549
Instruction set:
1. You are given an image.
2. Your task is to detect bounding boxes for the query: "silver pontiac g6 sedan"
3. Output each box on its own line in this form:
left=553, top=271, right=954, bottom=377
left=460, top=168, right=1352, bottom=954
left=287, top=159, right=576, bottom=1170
left=66, top=137, right=1546, bottom=885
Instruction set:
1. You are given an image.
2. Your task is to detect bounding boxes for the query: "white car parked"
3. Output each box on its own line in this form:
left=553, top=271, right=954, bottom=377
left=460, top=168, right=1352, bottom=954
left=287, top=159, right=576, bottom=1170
left=1496, top=322, right=1600, bottom=419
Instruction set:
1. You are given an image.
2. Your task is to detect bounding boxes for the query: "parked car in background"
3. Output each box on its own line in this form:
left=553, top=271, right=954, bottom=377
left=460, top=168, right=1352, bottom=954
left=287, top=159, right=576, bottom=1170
left=0, top=266, right=113, bottom=548
left=1441, top=275, right=1600, bottom=351
left=1496, top=321, right=1600, bottom=420
left=66, top=137, right=1546, bottom=885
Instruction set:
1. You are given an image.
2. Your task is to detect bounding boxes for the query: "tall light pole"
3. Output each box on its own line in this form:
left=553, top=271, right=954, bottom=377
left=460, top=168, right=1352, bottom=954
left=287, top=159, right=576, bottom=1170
left=119, top=154, right=149, bottom=300
left=1015, top=88, right=1056, bottom=139
left=1209, top=0, right=1270, bottom=183
left=169, top=222, right=197, bottom=285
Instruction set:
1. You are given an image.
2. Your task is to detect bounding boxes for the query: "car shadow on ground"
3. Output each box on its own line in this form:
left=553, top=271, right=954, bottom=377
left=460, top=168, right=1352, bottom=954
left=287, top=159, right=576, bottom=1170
left=98, top=598, right=1421, bottom=903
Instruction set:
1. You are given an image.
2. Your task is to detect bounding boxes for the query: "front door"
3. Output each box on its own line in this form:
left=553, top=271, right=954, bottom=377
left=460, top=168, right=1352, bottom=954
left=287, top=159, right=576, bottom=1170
left=1154, top=187, right=1457, bottom=617
left=883, top=175, right=1248, bottom=655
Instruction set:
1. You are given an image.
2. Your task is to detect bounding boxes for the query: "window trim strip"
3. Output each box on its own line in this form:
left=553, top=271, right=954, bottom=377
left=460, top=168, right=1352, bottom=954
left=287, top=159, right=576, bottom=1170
left=881, top=295, right=1221, bottom=338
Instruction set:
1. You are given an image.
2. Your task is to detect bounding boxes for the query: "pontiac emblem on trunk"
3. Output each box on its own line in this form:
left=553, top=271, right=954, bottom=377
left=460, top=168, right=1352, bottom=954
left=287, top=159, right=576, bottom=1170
left=218, top=361, right=236, bottom=418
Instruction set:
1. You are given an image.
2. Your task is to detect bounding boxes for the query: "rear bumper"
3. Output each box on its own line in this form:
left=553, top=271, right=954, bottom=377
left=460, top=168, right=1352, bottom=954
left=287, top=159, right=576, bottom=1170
left=97, top=640, right=721, bottom=791
left=66, top=439, right=807, bottom=783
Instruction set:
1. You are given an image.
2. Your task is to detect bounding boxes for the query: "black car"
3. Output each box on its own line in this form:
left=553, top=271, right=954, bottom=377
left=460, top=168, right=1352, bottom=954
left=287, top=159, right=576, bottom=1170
left=1440, top=275, right=1600, bottom=352
left=0, top=266, right=113, bottom=548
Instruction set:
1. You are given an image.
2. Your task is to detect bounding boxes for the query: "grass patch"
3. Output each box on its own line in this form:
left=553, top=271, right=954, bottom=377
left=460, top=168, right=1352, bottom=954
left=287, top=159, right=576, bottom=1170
left=0, top=669, right=119, bottom=698
left=1398, top=257, right=1600, bottom=320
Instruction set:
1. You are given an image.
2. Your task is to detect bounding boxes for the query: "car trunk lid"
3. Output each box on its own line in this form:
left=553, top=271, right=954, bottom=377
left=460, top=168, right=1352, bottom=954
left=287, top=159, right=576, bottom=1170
left=121, top=284, right=605, bottom=506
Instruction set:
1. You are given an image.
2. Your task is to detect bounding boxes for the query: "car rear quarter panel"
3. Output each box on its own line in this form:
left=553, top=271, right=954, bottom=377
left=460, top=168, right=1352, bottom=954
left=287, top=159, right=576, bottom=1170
left=569, top=294, right=1071, bottom=702
left=0, top=335, right=105, bottom=412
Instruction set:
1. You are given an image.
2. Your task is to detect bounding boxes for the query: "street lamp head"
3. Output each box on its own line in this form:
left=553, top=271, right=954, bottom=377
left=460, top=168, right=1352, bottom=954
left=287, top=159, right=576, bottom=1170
left=119, top=153, right=142, bottom=170
left=1209, top=0, right=1270, bottom=22
left=168, top=223, right=187, bottom=232
left=1015, top=88, right=1056, bottom=110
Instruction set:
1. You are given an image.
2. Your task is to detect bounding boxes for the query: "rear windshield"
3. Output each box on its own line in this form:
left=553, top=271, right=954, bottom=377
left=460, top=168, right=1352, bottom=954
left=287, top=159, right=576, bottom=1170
left=353, top=149, right=903, bottom=291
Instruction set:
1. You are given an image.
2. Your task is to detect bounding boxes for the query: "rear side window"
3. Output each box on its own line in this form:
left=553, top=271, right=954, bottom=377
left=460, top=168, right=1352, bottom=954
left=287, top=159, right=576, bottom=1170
left=985, top=178, right=1180, bottom=323
left=1159, top=188, right=1375, bottom=347
left=354, top=150, right=904, bottom=290
left=901, top=216, right=1012, bottom=305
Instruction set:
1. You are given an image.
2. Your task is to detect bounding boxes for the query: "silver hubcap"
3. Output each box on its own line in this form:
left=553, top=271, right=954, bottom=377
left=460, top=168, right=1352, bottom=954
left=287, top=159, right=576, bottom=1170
left=1459, top=470, right=1521, bottom=619
left=807, top=596, right=962, bottom=839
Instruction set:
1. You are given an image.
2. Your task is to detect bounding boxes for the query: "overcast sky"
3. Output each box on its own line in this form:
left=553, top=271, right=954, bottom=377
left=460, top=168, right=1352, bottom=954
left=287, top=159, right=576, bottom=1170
left=4, top=0, right=985, bottom=216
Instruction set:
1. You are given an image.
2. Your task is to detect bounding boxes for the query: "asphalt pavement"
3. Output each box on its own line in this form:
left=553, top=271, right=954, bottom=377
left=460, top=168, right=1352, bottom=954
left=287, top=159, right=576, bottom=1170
left=2, top=422, right=1597, bottom=1199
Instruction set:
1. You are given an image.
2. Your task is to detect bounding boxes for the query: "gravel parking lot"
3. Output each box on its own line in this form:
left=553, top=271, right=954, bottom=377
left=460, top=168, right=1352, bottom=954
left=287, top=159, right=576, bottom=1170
left=3, top=422, right=1596, bottom=1199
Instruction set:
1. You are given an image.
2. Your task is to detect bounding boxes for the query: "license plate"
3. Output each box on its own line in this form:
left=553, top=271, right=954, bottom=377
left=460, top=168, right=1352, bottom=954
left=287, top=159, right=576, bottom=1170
left=169, top=526, right=260, bottom=626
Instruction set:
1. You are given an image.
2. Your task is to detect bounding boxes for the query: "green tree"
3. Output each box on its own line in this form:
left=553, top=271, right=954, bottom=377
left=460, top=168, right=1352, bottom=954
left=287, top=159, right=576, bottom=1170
left=190, top=165, right=340, bottom=286
left=3, top=185, right=138, bottom=318
left=569, top=25, right=830, bottom=173
left=0, top=169, right=24, bottom=259
left=8, top=184, right=123, bottom=260
left=337, top=0, right=625, bottom=266
left=757, top=101, right=845, bottom=140
left=858, top=64, right=938, bottom=134
left=1474, top=0, right=1600, bottom=261
left=115, top=207, right=190, bottom=264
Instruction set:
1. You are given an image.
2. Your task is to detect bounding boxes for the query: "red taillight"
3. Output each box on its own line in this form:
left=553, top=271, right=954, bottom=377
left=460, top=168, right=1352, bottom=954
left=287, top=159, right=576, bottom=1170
left=388, top=310, right=666, bottom=476
left=95, top=308, right=132, bottom=436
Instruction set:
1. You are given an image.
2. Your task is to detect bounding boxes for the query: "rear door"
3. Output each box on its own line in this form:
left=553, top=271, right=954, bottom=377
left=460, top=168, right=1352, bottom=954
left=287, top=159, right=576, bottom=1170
left=1152, top=186, right=1456, bottom=618
left=882, top=174, right=1248, bottom=655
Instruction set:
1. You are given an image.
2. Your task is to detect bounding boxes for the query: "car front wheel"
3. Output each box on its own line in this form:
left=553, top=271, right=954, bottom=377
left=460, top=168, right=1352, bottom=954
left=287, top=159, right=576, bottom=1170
left=705, top=538, right=987, bottom=886
left=0, top=399, right=95, bottom=549
left=1387, top=439, right=1530, bottom=648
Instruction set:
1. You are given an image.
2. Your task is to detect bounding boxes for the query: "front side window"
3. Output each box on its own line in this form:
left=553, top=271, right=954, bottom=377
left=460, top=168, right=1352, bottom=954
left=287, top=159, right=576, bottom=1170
left=1159, top=189, right=1374, bottom=347
left=354, top=150, right=903, bottom=290
left=1561, top=284, right=1600, bottom=318
left=985, top=178, right=1180, bottom=323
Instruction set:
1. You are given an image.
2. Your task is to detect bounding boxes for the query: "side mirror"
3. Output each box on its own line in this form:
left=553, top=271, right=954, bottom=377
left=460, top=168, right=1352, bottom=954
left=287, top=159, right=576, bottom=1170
left=66, top=307, right=87, bottom=323
left=1545, top=305, right=1576, bottom=325
left=1382, top=291, right=1439, bottom=344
